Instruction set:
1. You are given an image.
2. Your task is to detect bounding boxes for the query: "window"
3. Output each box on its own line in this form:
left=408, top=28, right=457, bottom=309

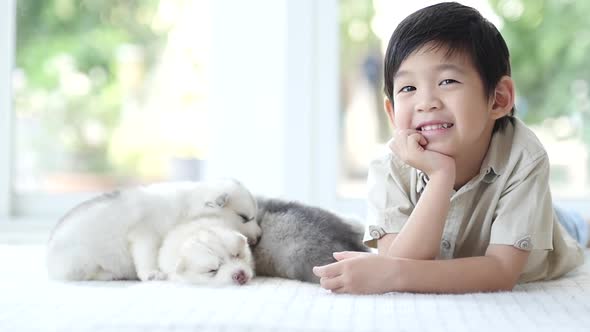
left=8, top=0, right=212, bottom=216
left=2, top=0, right=588, bottom=219
left=3, top=0, right=327, bottom=218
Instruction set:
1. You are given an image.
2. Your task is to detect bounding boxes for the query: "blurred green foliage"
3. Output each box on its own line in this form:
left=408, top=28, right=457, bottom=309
left=17, top=0, right=162, bottom=88
left=339, top=0, right=390, bottom=140
left=15, top=0, right=165, bottom=174
left=489, top=0, right=590, bottom=142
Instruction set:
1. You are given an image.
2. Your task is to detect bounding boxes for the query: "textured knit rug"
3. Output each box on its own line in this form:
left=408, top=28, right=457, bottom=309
left=0, top=245, right=588, bottom=332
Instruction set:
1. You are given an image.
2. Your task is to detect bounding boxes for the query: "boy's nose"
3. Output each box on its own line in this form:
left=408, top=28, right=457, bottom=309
left=415, top=94, right=442, bottom=112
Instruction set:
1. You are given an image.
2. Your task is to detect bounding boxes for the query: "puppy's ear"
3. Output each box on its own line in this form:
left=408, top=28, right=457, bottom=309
left=205, top=193, right=229, bottom=208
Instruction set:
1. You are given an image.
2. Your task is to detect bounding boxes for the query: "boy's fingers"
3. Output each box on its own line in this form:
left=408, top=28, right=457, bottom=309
left=408, top=133, right=425, bottom=151
left=330, top=287, right=347, bottom=294
left=392, top=129, right=419, bottom=141
left=313, top=263, right=342, bottom=278
left=418, top=134, right=427, bottom=146
left=319, top=276, right=343, bottom=291
left=333, top=251, right=370, bottom=261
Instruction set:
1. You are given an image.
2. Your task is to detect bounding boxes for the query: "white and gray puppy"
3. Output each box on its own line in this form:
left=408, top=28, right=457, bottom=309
left=46, top=179, right=261, bottom=282
left=159, top=221, right=254, bottom=285
left=252, top=197, right=369, bottom=283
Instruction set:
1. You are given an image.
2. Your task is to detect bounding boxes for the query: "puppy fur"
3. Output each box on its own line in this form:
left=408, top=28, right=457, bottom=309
left=159, top=221, right=254, bottom=285
left=252, top=197, right=369, bottom=283
left=46, top=179, right=261, bottom=281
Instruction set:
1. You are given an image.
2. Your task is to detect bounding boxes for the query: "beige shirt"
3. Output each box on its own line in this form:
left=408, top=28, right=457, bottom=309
left=363, top=117, right=584, bottom=282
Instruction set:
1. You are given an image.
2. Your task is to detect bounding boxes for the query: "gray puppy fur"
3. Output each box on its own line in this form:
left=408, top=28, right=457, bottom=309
left=252, top=197, right=369, bottom=283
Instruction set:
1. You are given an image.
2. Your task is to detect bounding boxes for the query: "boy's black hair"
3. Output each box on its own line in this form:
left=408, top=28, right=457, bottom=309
left=383, top=2, right=514, bottom=133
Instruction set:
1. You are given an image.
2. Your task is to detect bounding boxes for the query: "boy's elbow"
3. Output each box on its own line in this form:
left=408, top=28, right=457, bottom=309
left=494, top=278, right=517, bottom=292
left=489, top=260, right=521, bottom=292
left=499, top=272, right=521, bottom=291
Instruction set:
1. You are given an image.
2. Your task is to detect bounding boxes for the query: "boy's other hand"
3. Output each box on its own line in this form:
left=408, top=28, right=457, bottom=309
left=389, top=129, right=456, bottom=180
left=312, top=252, right=402, bottom=294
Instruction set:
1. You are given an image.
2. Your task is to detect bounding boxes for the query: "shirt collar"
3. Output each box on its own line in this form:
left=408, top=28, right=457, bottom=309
left=479, top=118, right=516, bottom=179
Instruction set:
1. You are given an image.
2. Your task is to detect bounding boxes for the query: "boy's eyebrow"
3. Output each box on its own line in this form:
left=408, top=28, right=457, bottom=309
left=394, top=63, right=466, bottom=80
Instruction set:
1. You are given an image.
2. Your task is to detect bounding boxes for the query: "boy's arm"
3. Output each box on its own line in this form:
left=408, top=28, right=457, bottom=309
left=394, top=244, right=530, bottom=293
left=377, top=234, right=396, bottom=253
left=380, top=130, right=456, bottom=260
left=314, top=244, right=529, bottom=294
left=382, top=173, right=454, bottom=260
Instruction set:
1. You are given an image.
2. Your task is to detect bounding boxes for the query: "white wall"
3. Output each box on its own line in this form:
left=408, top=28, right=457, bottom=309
left=206, top=0, right=314, bottom=202
left=206, top=0, right=366, bottom=217
left=206, top=0, right=288, bottom=197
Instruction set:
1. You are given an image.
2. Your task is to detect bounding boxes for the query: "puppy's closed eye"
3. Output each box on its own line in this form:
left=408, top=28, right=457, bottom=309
left=238, top=214, right=254, bottom=223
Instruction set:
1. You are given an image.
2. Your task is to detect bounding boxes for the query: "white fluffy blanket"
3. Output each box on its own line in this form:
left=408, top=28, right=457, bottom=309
left=1, top=245, right=588, bottom=332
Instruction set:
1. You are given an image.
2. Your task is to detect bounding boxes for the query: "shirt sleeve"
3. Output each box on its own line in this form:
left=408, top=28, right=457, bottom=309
left=363, top=155, right=416, bottom=248
left=489, top=153, right=554, bottom=251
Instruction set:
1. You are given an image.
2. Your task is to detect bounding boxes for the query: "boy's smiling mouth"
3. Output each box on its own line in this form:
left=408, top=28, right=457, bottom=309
left=415, top=121, right=455, bottom=132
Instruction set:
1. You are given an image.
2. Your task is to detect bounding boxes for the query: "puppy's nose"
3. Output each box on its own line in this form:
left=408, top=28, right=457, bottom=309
left=232, top=270, right=248, bottom=285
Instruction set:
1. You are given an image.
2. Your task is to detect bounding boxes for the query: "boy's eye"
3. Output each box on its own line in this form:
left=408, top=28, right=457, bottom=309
left=439, top=79, right=458, bottom=85
left=398, top=86, right=416, bottom=93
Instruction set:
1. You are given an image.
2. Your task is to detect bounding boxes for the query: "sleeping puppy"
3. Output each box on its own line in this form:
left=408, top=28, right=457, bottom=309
left=159, top=221, right=254, bottom=285
left=46, top=179, right=261, bottom=282
left=252, top=197, right=369, bottom=283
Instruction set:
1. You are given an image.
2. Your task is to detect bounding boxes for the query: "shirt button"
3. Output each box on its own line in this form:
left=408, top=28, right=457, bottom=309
left=515, top=236, right=532, bottom=250
left=441, top=239, right=451, bottom=250
left=369, top=226, right=386, bottom=240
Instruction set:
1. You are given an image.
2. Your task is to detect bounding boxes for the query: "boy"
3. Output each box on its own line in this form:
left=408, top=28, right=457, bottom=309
left=313, top=2, right=587, bottom=294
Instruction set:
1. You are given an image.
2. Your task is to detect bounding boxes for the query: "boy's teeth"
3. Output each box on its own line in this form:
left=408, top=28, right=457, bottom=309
left=421, top=123, right=452, bottom=131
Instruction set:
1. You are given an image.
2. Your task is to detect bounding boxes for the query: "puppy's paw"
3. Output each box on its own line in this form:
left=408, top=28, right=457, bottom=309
left=138, top=270, right=168, bottom=281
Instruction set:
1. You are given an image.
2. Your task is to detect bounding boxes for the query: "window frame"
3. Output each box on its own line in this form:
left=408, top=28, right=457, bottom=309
left=311, top=0, right=367, bottom=217
left=1, top=0, right=15, bottom=219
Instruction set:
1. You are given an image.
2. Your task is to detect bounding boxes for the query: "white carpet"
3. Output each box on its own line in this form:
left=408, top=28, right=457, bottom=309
left=1, top=245, right=589, bottom=332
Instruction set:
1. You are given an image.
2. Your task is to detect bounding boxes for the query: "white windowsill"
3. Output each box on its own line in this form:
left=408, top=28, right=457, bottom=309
left=0, top=218, right=54, bottom=244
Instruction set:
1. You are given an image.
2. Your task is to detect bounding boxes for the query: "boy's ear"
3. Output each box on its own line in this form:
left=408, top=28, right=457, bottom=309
left=490, top=76, right=515, bottom=120
left=384, top=98, right=396, bottom=127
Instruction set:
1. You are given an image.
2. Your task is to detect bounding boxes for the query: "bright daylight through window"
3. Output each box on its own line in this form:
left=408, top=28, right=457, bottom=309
left=13, top=0, right=211, bottom=194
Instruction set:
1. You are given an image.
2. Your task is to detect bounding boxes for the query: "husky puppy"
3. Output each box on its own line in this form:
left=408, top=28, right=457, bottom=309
left=159, top=221, right=254, bottom=285
left=252, top=197, right=369, bottom=283
left=46, top=179, right=261, bottom=282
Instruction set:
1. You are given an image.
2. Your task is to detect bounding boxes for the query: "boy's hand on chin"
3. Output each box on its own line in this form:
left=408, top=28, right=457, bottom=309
left=312, top=252, right=402, bottom=295
left=389, top=129, right=455, bottom=180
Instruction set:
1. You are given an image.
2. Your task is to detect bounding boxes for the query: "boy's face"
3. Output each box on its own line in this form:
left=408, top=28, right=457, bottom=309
left=386, top=44, right=502, bottom=159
